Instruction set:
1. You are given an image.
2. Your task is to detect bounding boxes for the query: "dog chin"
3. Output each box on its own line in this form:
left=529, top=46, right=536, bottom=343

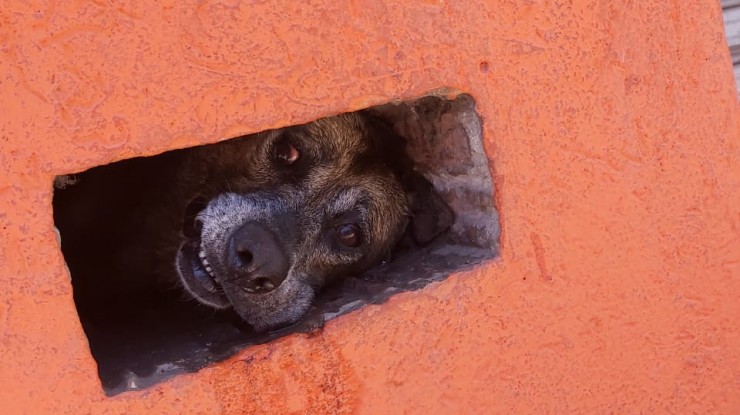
left=223, top=277, right=315, bottom=332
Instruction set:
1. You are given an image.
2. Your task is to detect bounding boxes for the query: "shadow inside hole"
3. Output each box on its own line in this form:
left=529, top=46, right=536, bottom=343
left=53, top=93, right=499, bottom=395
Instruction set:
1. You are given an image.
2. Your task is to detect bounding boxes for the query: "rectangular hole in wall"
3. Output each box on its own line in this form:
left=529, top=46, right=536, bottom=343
left=53, top=93, right=500, bottom=395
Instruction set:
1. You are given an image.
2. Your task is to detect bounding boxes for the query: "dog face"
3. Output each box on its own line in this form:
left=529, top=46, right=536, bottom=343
left=175, top=113, right=417, bottom=331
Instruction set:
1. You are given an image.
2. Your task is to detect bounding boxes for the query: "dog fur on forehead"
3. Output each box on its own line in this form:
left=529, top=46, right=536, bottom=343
left=187, top=114, right=384, bottom=191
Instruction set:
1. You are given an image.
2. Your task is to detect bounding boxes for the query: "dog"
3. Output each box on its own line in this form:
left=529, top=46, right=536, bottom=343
left=54, top=111, right=453, bottom=332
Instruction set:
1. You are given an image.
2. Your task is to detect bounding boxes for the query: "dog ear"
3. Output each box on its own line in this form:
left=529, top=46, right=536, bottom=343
left=403, top=172, right=455, bottom=245
left=359, top=110, right=454, bottom=244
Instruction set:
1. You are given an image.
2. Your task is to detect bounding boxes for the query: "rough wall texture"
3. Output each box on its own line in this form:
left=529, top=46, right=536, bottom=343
left=1, top=0, right=739, bottom=414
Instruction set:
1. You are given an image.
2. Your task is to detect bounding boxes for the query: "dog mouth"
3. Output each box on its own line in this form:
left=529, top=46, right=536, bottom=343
left=176, top=196, right=229, bottom=302
left=179, top=240, right=224, bottom=294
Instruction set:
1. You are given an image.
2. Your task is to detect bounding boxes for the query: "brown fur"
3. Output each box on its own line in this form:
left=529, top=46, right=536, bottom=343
left=54, top=112, right=452, bottom=331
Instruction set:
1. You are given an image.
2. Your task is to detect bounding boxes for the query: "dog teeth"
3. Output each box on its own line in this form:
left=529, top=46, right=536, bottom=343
left=264, top=281, right=274, bottom=289
left=199, top=249, right=211, bottom=267
left=198, top=247, right=217, bottom=278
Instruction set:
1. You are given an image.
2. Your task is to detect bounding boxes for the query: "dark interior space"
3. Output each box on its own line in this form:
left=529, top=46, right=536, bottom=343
left=52, top=94, right=499, bottom=395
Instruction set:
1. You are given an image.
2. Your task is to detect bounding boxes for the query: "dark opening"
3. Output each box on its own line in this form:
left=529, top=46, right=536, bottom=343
left=53, top=94, right=499, bottom=395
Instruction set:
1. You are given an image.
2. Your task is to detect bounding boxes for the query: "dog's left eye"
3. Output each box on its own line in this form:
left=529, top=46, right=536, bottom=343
left=335, top=224, right=362, bottom=248
left=274, top=139, right=300, bottom=166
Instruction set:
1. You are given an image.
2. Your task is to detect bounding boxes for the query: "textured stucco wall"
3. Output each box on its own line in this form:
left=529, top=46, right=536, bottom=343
left=1, top=1, right=739, bottom=414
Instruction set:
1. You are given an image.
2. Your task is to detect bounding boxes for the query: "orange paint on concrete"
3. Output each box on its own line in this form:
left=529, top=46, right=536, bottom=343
left=1, top=1, right=739, bottom=413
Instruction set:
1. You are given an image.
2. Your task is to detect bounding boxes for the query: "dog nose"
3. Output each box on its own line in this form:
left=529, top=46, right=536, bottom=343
left=226, top=222, right=289, bottom=293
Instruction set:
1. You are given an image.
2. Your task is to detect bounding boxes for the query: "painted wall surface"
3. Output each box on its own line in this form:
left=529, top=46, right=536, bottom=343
left=1, top=1, right=739, bottom=413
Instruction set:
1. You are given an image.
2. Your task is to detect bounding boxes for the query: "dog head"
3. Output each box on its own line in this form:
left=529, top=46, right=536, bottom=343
left=175, top=112, right=452, bottom=331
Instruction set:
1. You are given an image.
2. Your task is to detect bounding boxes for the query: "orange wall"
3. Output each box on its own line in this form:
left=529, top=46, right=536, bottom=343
left=1, top=1, right=739, bottom=413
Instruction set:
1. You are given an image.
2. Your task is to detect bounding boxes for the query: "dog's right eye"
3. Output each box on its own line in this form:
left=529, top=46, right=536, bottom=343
left=273, top=138, right=300, bottom=166
left=335, top=224, right=363, bottom=248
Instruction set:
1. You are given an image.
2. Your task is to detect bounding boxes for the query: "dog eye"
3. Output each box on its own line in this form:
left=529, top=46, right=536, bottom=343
left=335, top=224, right=362, bottom=248
left=274, top=138, right=300, bottom=165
